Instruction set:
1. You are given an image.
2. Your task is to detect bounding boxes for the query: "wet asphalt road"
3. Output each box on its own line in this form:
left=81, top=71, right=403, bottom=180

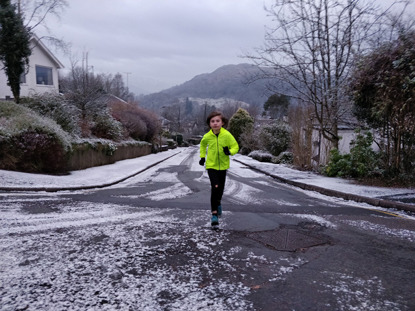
left=1, top=146, right=415, bottom=310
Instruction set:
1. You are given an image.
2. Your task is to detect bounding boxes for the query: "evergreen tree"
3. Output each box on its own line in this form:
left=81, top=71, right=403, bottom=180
left=350, top=31, right=415, bottom=175
left=263, top=94, right=290, bottom=119
left=0, top=0, right=31, bottom=103
left=228, top=108, right=254, bottom=144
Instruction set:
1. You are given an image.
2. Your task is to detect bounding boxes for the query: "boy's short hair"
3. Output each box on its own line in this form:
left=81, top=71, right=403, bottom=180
left=206, top=111, right=228, bottom=128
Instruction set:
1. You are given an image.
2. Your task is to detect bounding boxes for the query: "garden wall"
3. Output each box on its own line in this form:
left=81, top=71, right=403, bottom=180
left=68, top=142, right=152, bottom=171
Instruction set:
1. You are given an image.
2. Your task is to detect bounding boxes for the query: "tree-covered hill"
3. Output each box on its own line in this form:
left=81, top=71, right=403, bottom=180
left=138, top=63, right=283, bottom=110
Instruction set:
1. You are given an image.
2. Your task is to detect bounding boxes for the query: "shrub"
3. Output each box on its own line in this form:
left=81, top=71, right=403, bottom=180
left=239, top=127, right=262, bottom=155
left=7, top=130, right=69, bottom=173
left=0, top=101, right=72, bottom=173
left=248, top=150, right=276, bottom=162
left=110, top=101, right=161, bottom=142
left=228, top=108, right=254, bottom=144
left=20, top=93, right=79, bottom=135
left=325, top=130, right=378, bottom=178
left=138, top=108, right=161, bottom=142
left=259, top=121, right=291, bottom=156
left=90, top=112, right=124, bottom=141
left=325, top=149, right=352, bottom=177
left=273, top=151, right=294, bottom=164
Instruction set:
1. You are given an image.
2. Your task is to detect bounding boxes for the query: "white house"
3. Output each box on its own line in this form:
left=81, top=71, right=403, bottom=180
left=0, top=34, right=63, bottom=100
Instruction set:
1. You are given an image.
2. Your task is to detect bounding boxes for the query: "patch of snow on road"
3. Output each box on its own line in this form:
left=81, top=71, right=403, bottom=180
left=0, top=202, right=168, bottom=235
left=321, top=272, right=403, bottom=311
left=0, top=197, right=68, bottom=203
left=225, top=179, right=265, bottom=205
left=271, top=199, right=300, bottom=206
left=0, top=205, right=258, bottom=310
left=243, top=252, right=307, bottom=283
left=141, top=171, right=182, bottom=183
left=123, top=183, right=193, bottom=201
left=282, top=213, right=337, bottom=228
left=228, top=163, right=265, bottom=178
left=342, top=220, right=415, bottom=242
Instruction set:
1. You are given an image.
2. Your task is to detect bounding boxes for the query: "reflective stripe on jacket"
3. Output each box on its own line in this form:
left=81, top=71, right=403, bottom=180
left=199, top=128, right=239, bottom=170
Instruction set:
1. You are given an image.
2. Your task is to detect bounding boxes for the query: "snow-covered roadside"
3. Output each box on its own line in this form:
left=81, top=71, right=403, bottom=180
left=0, top=149, right=181, bottom=190
left=233, top=154, right=414, bottom=201
left=0, top=147, right=414, bottom=209
left=233, top=154, right=415, bottom=212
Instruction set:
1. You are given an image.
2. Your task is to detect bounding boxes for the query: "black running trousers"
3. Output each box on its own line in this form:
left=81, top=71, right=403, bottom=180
left=207, top=169, right=227, bottom=213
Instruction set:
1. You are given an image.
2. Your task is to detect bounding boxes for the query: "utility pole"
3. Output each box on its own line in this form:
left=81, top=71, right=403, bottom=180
left=124, top=72, right=132, bottom=92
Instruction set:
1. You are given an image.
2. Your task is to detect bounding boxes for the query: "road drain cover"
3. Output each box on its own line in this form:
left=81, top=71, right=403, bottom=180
left=247, top=228, right=330, bottom=252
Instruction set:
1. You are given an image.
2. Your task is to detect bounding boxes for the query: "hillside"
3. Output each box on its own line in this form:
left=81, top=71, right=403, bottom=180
left=138, top=63, right=280, bottom=110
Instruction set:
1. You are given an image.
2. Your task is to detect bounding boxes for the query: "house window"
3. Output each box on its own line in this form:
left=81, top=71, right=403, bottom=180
left=35, top=65, right=53, bottom=85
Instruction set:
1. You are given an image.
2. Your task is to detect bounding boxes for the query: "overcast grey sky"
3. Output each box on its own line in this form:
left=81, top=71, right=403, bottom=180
left=36, top=0, right=414, bottom=96
left=37, top=0, right=274, bottom=95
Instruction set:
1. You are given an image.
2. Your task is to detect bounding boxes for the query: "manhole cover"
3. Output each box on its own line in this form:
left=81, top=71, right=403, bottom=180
left=247, top=228, right=330, bottom=252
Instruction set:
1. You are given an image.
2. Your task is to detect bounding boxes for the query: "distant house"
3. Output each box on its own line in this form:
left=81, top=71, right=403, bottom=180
left=311, top=124, right=359, bottom=167
left=0, top=34, right=64, bottom=100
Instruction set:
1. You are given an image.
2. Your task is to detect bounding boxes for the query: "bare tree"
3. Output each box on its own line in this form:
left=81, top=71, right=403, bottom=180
left=14, top=0, right=68, bottom=30
left=13, top=0, right=69, bottom=52
left=161, top=102, right=183, bottom=132
left=221, top=100, right=243, bottom=120
left=59, top=55, right=107, bottom=137
left=247, top=0, right=411, bottom=164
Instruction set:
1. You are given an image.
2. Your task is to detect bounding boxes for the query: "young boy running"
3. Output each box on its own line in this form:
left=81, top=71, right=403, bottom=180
left=199, top=111, right=239, bottom=227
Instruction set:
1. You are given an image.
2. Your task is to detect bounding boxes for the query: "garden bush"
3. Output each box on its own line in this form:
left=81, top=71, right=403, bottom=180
left=20, top=93, right=79, bottom=135
left=248, top=150, right=276, bottom=162
left=90, top=112, right=124, bottom=141
left=259, top=121, right=291, bottom=156
left=273, top=151, right=294, bottom=164
left=0, top=101, right=72, bottom=173
left=325, top=130, right=378, bottom=178
left=228, top=108, right=254, bottom=144
left=110, top=101, right=161, bottom=142
left=240, top=128, right=261, bottom=155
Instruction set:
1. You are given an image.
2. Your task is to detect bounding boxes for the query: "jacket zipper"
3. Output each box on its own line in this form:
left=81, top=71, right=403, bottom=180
left=216, top=133, right=220, bottom=170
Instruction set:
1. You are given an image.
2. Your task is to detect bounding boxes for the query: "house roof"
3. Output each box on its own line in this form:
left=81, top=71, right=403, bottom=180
left=30, top=34, right=64, bottom=69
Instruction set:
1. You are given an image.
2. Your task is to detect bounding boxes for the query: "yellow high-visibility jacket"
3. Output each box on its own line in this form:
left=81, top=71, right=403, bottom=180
left=200, top=128, right=239, bottom=170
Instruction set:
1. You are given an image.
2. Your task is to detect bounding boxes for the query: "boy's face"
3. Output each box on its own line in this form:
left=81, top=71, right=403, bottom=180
left=210, top=115, right=224, bottom=131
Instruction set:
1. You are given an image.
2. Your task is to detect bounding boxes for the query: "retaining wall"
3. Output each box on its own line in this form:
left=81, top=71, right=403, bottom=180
left=68, top=142, right=152, bottom=171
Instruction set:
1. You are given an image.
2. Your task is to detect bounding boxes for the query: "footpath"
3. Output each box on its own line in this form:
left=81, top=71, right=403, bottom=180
left=0, top=148, right=414, bottom=213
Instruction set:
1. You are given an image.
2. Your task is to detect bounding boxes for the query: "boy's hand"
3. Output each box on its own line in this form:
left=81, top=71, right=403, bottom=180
left=223, top=146, right=230, bottom=155
left=199, top=158, right=205, bottom=166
